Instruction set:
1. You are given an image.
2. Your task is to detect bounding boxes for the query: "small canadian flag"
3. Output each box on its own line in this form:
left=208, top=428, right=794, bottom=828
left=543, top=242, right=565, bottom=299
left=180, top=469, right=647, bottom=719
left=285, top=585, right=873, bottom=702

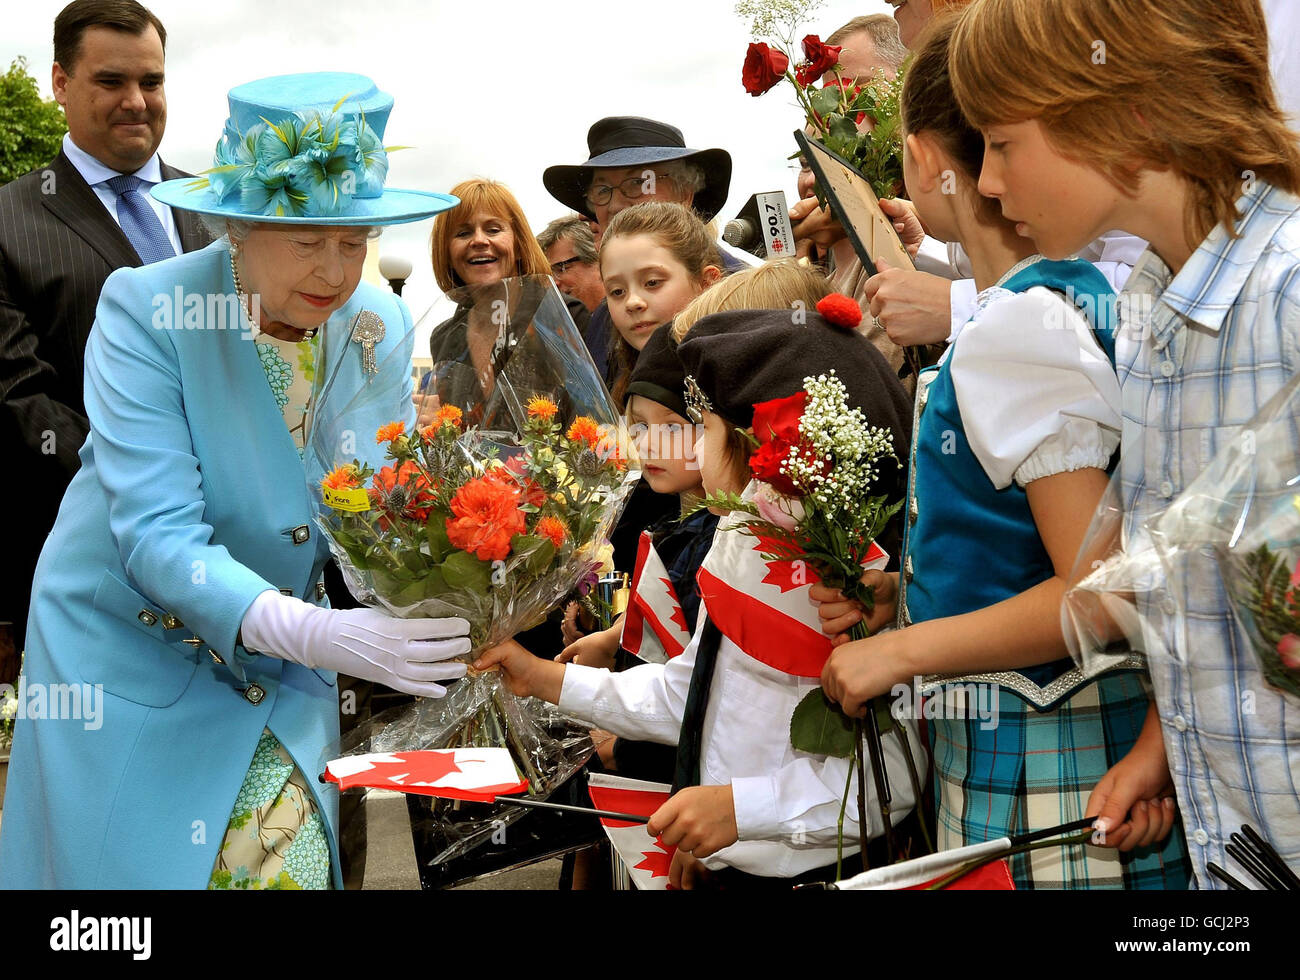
left=322, top=748, right=529, bottom=802
left=836, top=837, right=1016, bottom=890
left=697, top=508, right=888, bottom=677
left=620, top=530, right=692, bottom=664
left=587, top=773, right=676, bottom=890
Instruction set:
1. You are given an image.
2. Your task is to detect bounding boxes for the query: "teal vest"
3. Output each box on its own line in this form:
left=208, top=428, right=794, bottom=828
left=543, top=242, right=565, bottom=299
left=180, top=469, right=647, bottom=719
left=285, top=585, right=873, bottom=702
left=899, top=258, right=1121, bottom=709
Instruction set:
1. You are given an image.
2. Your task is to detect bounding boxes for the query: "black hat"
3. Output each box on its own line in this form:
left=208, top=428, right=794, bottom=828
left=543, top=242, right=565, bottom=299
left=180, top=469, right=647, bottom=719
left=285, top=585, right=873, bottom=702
left=676, top=307, right=912, bottom=449
left=626, top=325, right=688, bottom=419
left=542, top=116, right=733, bottom=222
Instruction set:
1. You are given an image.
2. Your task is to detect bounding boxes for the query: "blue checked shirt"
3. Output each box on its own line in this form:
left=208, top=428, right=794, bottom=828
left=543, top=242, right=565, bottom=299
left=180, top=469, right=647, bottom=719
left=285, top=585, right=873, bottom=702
left=1116, top=180, right=1300, bottom=888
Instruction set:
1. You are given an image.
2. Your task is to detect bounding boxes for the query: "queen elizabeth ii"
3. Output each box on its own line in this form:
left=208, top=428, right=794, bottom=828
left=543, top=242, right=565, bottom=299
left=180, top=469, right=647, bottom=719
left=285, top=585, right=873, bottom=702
left=0, top=73, right=465, bottom=889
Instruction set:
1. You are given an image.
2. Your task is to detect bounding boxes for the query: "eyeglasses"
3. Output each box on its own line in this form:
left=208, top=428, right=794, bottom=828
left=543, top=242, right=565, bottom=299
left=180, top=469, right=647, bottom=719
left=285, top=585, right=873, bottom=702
left=551, top=256, right=590, bottom=274
left=585, top=173, right=673, bottom=208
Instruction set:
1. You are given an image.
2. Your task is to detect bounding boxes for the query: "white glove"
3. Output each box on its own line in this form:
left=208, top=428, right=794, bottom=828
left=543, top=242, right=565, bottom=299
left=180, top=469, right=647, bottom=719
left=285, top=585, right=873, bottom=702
left=240, top=590, right=471, bottom=698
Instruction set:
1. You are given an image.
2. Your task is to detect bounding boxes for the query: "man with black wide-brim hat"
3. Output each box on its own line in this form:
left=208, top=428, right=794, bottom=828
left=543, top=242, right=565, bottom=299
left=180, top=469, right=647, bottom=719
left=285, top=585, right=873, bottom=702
left=543, top=116, right=757, bottom=381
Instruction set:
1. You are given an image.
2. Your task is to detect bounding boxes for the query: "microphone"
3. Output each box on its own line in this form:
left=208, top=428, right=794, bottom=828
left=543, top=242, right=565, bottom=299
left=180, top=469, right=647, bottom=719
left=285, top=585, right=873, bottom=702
left=722, top=191, right=796, bottom=259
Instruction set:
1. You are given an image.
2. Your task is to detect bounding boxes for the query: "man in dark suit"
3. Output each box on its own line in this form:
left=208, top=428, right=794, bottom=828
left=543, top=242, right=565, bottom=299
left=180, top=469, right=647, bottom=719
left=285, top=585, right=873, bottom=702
left=0, top=0, right=209, bottom=658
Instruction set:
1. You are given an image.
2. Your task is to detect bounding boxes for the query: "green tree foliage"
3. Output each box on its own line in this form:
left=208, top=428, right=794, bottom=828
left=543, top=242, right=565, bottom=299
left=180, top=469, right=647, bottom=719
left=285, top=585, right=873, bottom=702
left=0, top=57, right=68, bottom=186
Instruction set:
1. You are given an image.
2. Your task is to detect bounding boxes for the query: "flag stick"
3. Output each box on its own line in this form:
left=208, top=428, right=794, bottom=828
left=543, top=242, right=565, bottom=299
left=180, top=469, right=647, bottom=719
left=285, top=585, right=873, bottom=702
left=493, top=796, right=651, bottom=824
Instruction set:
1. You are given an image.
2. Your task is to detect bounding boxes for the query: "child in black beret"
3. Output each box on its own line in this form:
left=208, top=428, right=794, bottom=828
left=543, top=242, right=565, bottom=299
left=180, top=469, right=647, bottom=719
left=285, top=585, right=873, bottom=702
left=479, top=292, right=927, bottom=888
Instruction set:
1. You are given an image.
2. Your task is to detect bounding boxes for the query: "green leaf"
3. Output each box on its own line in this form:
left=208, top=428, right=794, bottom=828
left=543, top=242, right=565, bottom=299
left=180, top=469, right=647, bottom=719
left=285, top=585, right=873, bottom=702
left=511, top=533, right=557, bottom=577
left=789, top=688, right=856, bottom=758
left=828, top=113, right=859, bottom=141
left=421, top=566, right=449, bottom=599
left=392, top=577, right=428, bottom=607
left=809, top=85, right=840, bottom=118
left=424, top=520, right=451, bottom=562
left=440, top=550, right=492, bottom=593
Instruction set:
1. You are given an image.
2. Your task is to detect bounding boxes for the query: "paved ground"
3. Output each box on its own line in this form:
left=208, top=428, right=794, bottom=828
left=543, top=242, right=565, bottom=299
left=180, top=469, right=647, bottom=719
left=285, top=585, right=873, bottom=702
left=361, top=791, right=563, bottom=890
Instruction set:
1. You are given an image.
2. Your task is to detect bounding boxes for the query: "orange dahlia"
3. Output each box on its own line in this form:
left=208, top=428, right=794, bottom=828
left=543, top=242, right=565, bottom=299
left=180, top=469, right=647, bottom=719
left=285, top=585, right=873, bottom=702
left=566, top=415, right=601, bottom=447
left=527, top=396, right=559, bottom=421
left=375, top=421, right=406, bottom=444
left=535, top=515, right=568, bottom=549
left=445, top=474, right=526, bottom=562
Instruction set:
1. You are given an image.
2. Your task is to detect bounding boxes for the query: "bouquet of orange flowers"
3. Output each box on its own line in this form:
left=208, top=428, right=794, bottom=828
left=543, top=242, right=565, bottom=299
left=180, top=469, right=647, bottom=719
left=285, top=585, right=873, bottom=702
left=318, top=401, right=628, bottom=648
left=308, top=276, right=638, bottom=862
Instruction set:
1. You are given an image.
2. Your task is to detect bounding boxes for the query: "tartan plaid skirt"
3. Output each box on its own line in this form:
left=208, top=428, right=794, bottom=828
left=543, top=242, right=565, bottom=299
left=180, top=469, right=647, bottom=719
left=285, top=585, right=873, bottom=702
left=929, top=670, right=1191, bottom=889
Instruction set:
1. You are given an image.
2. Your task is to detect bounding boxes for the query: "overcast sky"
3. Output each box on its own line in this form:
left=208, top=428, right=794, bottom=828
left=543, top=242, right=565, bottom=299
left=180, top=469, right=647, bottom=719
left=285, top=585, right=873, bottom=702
left=9, top=0, right=895, bottom=350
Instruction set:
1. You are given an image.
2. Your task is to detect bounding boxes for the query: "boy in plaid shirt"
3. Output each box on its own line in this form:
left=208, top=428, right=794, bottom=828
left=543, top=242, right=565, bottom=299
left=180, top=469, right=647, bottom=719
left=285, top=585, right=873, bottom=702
left=949, top=0, right=1300, bottom=887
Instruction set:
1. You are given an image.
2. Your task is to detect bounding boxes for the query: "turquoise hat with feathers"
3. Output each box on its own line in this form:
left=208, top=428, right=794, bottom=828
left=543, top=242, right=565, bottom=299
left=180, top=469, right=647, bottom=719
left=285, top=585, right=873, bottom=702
left=152, top=72, right=457, bottom=225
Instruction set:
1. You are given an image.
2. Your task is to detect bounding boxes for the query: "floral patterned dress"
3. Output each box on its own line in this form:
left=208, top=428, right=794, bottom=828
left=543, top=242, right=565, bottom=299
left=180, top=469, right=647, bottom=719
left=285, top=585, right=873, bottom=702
left=208, top=329, right=330, bottom=890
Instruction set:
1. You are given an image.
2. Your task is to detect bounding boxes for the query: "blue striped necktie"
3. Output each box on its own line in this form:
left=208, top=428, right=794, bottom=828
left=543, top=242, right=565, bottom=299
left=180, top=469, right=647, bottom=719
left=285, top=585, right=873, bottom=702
left=105, top=173, right=176, bottom=265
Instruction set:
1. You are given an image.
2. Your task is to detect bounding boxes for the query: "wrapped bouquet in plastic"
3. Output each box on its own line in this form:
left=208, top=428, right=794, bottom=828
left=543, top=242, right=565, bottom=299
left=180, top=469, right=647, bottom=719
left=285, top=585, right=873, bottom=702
left=1064, top=372, right=1300, bottom=701
left=306, top=276, right=640, bottom=861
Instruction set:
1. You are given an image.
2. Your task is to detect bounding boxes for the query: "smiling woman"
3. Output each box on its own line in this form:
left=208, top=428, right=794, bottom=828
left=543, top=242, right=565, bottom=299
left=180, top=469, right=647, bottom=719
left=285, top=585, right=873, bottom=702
left=422, top=179, right=554, bottom=425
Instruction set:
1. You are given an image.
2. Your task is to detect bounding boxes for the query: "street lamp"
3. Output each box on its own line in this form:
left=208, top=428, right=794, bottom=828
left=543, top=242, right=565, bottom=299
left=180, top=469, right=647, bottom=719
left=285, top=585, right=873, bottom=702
left=378, top=254, right=413, bottom=296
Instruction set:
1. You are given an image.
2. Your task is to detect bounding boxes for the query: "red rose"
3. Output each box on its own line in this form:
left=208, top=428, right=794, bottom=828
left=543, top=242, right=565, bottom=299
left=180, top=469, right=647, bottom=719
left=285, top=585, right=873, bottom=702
left=795, top=35, right=842, bottom=87
left=446, top=474, right=526, bottom=562
left=817, top=293, right=863, bottom=329
left=751, top=390, right=807, bottom=446
left=749, top=439, right=800, bottom=497
left=742, top=42, right=789, bottom=97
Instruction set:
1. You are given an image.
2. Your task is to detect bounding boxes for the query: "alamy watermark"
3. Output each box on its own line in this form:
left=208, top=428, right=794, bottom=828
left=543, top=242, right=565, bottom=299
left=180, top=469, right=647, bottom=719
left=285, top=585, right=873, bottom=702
left=890, top=676, right=1001, bottom=731
left=0, top=677, right=104, bottom=731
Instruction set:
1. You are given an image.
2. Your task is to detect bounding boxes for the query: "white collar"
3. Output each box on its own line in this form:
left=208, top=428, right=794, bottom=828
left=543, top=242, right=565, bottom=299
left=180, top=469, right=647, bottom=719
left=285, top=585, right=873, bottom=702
left=62, top=132, right=165, bottom=189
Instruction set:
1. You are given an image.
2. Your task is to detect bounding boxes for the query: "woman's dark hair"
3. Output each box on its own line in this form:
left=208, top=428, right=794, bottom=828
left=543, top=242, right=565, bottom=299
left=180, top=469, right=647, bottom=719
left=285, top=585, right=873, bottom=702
left=54, top=0, right=166, bottom=72
left=900, top=13, right=1003, bottom=224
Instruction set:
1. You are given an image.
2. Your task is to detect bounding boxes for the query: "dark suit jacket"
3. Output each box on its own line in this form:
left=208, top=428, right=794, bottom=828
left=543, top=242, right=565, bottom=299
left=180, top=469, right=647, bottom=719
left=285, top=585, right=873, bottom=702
left=0, top=150, right=210, bottom=644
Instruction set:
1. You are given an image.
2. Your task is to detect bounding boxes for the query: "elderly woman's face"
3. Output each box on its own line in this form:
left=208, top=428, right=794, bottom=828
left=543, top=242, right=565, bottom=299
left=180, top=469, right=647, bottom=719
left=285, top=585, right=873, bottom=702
left=237, top=225, right=370, bottom=329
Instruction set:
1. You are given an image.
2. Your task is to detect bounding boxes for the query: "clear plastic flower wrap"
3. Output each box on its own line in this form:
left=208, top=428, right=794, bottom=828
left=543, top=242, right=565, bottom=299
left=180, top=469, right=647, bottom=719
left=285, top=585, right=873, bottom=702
left=1064, top=372, right=1300, bottom=700
left=1061, top=471, right=1167, bottom=674
left=307, top=274, right=638, bottom=644
left=306, top=275, right=637, bottom=860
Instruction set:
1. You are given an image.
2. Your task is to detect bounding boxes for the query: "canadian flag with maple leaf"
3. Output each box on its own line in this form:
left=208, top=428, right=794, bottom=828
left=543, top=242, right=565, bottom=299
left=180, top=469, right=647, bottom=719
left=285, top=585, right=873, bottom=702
left=620, top=530, right=693, bottom=664
left=586, top=773, right=677, bottom=890
left=322, top=748, right=529, bottom=802
left=836, top=836, right=1016, bottom=890
left=696, top=500, right=887, bottom=678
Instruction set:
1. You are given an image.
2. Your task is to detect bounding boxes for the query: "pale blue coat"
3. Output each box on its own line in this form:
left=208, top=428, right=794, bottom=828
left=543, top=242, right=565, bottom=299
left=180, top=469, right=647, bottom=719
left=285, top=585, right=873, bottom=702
left=0, top=239, right=413, bottom=888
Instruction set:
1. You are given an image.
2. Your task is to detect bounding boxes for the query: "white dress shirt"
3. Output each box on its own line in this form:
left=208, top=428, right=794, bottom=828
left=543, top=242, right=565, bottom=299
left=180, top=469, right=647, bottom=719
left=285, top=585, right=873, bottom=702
left=61, top=133, right=183, bottom=255
left=559, top=616, right=924, bottom=878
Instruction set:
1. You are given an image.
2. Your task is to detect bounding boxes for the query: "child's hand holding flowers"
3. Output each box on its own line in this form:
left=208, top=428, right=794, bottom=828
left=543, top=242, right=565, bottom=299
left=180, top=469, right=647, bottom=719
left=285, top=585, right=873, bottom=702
left=810, top=569, right=899, bottom=646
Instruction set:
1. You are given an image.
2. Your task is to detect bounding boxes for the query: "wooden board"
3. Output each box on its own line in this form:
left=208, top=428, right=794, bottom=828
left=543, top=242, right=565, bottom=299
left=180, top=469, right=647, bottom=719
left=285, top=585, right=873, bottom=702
left=795, top=130, right=914, bottom=274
